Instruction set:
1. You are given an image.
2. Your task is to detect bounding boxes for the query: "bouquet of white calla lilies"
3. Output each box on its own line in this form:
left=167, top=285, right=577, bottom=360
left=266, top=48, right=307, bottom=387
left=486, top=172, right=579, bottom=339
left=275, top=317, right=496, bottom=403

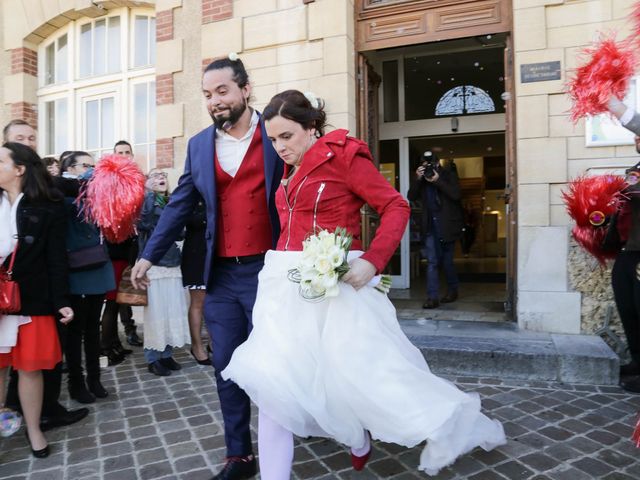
left=288, top=227, right=392, bottom=301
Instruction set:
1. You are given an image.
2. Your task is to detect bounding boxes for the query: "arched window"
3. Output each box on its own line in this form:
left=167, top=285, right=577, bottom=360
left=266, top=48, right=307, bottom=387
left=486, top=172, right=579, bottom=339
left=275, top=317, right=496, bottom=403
left=38, top=8, right=156, bottom=171
left=435, top=85, right=495, bottom=116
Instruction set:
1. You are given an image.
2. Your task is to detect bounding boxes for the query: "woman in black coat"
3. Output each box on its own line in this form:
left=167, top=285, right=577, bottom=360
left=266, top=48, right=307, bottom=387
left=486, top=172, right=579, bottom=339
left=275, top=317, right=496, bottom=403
left=0, top=142, right=73, bottom=457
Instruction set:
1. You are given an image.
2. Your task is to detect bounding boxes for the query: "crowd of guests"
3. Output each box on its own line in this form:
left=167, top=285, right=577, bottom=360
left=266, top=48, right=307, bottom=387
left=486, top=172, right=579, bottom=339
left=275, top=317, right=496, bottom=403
left=0, top=120, right=209, bottom=457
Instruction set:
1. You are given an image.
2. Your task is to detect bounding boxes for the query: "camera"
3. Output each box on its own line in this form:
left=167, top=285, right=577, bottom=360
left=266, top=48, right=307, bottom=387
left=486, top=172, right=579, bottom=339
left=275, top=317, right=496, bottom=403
left=421, top=151, right=439, bottom=179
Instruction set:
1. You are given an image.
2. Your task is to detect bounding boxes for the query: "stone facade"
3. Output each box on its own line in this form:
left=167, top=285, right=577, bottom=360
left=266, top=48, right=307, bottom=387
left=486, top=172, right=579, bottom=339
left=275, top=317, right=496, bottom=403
left=1, top=0, right=637, bottom=336
left=513, top=0, right=640, bottom=334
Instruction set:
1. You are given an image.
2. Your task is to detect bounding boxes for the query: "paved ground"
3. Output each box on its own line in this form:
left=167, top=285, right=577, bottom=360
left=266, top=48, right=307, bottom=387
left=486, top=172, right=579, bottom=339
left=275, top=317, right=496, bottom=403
left=1, top=346, right=640, bottom=480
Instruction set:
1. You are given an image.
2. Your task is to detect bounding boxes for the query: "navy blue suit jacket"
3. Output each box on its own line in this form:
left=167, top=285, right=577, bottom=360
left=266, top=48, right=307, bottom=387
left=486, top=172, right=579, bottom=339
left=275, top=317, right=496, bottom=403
left=141, top=116, right=283, bottom=289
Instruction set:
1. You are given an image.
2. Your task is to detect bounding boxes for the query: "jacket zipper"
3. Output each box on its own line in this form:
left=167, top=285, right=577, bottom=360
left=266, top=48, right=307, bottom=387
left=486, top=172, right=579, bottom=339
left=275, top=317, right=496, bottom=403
left=312, top=182, right=325, bottom=233
left=283, top=176, right=308, bottom=251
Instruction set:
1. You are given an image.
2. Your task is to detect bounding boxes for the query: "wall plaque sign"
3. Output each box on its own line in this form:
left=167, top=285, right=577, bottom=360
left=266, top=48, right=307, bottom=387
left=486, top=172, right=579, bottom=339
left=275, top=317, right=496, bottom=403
left=520, top=61, right=561, bottom=83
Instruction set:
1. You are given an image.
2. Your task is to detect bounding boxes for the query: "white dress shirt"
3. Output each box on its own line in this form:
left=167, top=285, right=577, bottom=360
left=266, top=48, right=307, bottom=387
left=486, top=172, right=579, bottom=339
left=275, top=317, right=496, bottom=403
left=215, top=110, right=260, bottom=177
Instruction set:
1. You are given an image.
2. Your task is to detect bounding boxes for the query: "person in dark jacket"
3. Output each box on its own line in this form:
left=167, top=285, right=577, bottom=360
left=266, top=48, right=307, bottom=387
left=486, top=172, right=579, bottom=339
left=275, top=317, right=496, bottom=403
left=2, top=126, right=88, bottom=437
left=407, top=151, right=464, bottom=309
left=181, top=198, right=211, bottom=365
left=0, top=142, right=74, bottom=457
left=58, top=152, right=115, bottom=403
left=604, top=97, right=640, bottom=393
left=100, top=236, right=139, bottom=367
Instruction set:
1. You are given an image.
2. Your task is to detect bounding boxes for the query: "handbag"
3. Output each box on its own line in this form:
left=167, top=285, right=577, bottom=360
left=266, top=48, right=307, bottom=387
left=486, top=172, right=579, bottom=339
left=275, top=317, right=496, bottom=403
left=0, top=243, right=21, bottom=314
left=68, top=244, right=110, bottom=272
left=116, top=265, right=148, bottom=306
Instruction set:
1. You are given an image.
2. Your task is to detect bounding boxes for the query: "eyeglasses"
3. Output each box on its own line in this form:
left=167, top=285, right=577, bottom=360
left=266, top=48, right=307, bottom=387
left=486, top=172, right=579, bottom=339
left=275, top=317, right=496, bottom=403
left=149, top=172, right=168, bottom=179
left=625, top=171, right=640, bottom=185
left=71, top=163, right=93, bottom=169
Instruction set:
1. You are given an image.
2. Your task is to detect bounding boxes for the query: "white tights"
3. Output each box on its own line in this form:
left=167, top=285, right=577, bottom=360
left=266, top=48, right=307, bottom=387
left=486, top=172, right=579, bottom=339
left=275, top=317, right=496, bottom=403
left=258, top=410, right=294, bottom=480
left=257, top=410, right=371, bottom=480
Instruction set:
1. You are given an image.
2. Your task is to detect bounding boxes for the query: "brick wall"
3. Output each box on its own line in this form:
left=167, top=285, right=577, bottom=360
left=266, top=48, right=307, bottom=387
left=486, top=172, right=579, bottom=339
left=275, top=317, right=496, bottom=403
left=202, top=0, right=232, bottom=24
left=156, top=9, right=173, bottom=41
left=156, top=73, right=174, bottom=105
left=10, top=102, right=37, bottom=128
left=156, top=138, right=174, bottom=168
left=11, top=47, right=37, bottom=76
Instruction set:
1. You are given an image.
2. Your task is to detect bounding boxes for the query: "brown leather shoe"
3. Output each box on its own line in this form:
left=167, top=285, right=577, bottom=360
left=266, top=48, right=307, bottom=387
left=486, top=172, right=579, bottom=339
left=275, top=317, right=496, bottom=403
left=422, top=298, right=440, bottom=309
left=441, top=291, right=458, bottom=303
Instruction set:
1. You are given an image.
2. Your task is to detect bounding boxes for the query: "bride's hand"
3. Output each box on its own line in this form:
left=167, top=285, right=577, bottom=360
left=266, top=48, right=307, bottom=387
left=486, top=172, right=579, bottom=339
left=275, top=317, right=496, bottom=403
left=342, top=258, right=376, bottom=290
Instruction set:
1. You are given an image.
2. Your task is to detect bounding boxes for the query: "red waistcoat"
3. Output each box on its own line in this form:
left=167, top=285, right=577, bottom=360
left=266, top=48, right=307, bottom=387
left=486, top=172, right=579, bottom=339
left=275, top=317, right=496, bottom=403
left=214, top=126, right=273, bottom=257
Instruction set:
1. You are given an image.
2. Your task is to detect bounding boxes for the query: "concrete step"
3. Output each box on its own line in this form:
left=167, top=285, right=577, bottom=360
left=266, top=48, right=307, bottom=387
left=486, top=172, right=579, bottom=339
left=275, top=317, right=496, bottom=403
left=399, top=318, right=620, bottom=385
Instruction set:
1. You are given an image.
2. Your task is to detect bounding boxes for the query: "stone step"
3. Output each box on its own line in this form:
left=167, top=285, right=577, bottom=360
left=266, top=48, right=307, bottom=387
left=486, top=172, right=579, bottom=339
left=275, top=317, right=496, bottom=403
left=399, top=318, right=620, bottom=385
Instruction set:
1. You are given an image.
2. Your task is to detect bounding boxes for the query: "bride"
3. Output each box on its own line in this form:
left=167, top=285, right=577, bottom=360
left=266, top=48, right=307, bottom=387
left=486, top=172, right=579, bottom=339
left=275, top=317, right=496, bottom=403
left=222, top=89, right=506, bottom=479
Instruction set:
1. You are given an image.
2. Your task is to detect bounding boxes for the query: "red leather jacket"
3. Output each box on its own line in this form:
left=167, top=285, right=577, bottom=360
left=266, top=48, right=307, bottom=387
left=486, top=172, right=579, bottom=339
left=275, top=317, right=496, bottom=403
left=275, top=129, right=410, bottom=272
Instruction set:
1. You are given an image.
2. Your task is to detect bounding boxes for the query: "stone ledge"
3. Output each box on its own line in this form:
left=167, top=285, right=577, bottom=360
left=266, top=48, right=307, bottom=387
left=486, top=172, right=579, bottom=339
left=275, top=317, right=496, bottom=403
left=400, top=319, right=619, bottom=385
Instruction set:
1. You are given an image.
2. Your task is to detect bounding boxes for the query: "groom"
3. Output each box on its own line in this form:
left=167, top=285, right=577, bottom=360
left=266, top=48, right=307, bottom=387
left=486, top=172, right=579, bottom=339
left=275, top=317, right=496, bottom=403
left=131, top=56, right=282, bottom=480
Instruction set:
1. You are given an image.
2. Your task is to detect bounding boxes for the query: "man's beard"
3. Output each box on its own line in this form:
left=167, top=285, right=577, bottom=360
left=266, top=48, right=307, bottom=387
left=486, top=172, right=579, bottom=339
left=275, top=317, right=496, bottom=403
left=210, top=101, right=247, bottom=131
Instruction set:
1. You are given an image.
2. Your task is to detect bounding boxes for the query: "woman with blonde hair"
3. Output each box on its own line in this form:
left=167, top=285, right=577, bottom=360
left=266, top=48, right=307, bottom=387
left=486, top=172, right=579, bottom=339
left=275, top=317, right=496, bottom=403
left=137, top=169, right=190, bottom=376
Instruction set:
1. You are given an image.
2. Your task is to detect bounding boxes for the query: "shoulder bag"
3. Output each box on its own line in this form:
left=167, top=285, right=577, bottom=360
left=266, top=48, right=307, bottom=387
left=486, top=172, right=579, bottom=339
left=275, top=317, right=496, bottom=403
left=0, top=243, right=21, bottom=314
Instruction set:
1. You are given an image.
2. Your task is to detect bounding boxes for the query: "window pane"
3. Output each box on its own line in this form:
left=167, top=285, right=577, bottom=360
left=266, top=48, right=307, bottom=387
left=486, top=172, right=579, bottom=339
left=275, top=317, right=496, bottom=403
left=149, top=18, right=156, bottom=65
left=108, top=16, right=121, bottom=73
left=383, top=61, right=399, bottom=123
left=57, top=34, right=68, bottom=83
left=79, top=23, right=92, bottom=77
left=86, top=100, right=99, bottom=149
left=134, top=83, right=148, bottom=143
left=134, top=16, right=149, bottom=67
left=404, top=48, right=505, bottom=120
left=45, top=43, right=55, bottom=85
left=55, top=99, right=68, bottom=153
left=101, top=97, right=115, bottom=150
left=45, top=101, right=55, bottom=154
left=93, top=19, right=106, bottom=75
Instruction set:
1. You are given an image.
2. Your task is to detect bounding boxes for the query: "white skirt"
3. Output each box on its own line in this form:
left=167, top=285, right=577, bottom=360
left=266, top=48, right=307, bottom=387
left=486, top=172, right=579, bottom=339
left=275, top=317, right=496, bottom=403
left=223, top=250, right=506, bottom=475
left=143, top=266, right=190, bottom=352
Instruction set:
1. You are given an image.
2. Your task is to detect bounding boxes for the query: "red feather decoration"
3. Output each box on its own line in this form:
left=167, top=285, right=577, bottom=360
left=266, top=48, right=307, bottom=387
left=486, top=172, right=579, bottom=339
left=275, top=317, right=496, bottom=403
left=562, top=174, right=627, bottom=264
left=567, top=36, right=637, bottom=123
left=81, top=154, right=146, bottom=243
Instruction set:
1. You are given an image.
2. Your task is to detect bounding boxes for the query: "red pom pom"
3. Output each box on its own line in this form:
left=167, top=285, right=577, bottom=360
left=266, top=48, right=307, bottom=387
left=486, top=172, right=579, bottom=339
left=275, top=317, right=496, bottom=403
left=567, top=35, right=637, bottom=123
left=81, top=154, right=146, bottom=243
left=562, top=174, right=627, bottom=264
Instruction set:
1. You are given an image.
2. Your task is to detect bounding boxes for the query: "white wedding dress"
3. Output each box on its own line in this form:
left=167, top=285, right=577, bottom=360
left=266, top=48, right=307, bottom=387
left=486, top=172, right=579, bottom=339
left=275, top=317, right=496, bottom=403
left=223, top=250, right=506, bottom=475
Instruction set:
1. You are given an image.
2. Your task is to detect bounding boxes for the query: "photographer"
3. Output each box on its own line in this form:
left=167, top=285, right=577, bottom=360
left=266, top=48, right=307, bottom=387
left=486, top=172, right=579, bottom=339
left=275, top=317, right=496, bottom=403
left=408, top=151, right=464, bottom=309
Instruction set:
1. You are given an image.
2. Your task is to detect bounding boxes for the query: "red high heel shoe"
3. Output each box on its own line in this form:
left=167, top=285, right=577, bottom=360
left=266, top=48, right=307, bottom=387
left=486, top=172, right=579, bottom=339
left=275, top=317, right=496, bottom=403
left=350, top=449, right=371, bottom=471
left=350, top=432, right=372, bottom=471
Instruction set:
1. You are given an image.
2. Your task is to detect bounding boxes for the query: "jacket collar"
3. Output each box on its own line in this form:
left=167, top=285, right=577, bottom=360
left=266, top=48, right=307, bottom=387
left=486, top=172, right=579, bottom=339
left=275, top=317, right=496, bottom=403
left=286, top=129, right=349, bottom=192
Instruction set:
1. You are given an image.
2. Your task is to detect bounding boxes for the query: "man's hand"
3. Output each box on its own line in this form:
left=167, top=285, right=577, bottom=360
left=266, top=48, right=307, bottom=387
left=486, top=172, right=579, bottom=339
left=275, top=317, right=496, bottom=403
left=608, top=96, right=627, bottom=120
left=342, top=258, right=377, bottom=290
left=58, top=307, right=74, bottom=324
left=416, top=165, right=425, bottom=178
left=131, top=259, right=153, bottom=290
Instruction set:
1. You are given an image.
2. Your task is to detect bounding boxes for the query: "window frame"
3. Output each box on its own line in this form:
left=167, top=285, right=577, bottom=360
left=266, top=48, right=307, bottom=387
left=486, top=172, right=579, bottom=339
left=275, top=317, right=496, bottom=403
left=130, top=13, right=156, bottom=70
left=37, top=8, right=156, bottom=162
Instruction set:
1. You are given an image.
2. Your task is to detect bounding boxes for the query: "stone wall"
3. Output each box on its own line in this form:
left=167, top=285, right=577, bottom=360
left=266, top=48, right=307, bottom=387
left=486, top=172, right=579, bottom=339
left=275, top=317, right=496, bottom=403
left=514, top=0, right=640, bottom=333
left=567, top=241, right=627, bottom=356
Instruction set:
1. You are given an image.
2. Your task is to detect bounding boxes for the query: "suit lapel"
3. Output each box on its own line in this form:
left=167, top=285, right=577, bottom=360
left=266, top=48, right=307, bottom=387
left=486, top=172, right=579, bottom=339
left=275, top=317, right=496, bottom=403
left=199, top=125, right=217, bottom=208
left=286, top=141, right=333, bottom=193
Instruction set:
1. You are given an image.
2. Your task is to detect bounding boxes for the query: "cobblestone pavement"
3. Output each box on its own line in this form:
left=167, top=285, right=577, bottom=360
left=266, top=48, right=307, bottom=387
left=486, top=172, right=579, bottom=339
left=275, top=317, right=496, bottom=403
left=1, top=346, right=640, bottom=480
